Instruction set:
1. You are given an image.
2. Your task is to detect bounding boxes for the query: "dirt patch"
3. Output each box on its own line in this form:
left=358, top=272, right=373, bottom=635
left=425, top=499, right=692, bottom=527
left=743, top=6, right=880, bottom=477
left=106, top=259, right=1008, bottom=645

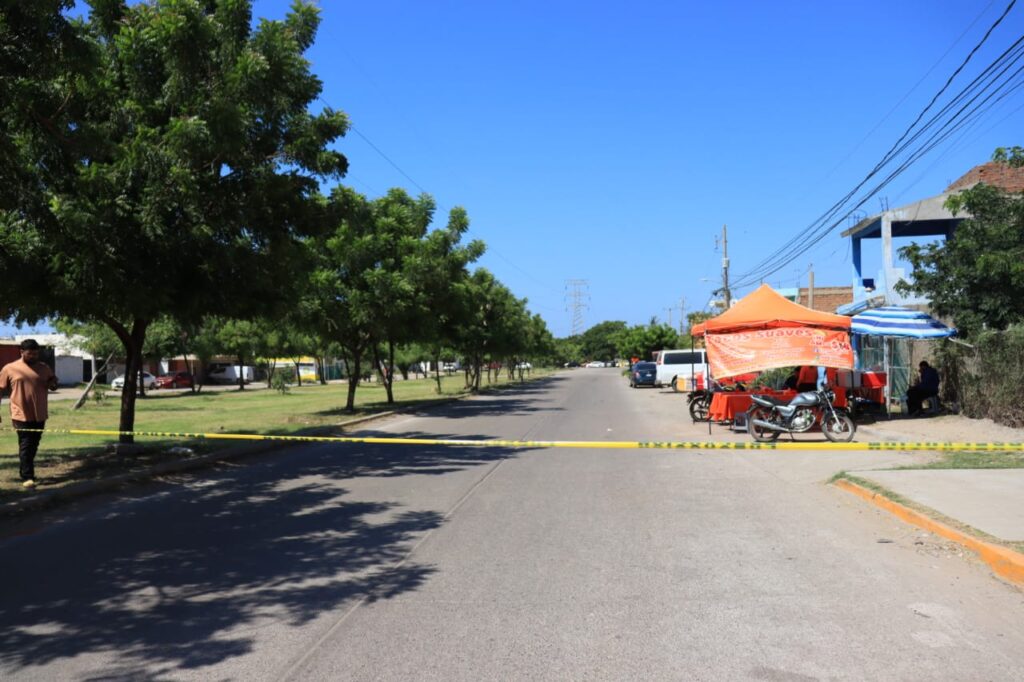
left=860, top=414, right=1024, bottom=444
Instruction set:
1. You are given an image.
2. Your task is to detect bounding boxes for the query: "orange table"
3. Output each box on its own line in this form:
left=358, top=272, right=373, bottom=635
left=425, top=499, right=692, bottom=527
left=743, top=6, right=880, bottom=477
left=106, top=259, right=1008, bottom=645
left=708, top=389, right=846, bottom=423
left=708, top=390, right=793, bottom=422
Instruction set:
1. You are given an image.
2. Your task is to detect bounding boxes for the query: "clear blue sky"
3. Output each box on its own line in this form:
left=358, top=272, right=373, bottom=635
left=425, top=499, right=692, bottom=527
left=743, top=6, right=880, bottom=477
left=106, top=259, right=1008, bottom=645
left=5, top=0, right=1022, bottom=338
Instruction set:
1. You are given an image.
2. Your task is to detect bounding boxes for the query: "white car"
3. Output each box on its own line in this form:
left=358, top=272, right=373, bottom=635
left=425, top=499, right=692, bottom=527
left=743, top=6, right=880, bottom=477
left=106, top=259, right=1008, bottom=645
left=585, top=361, right=605, bottom=368
left=516, top=362, right=532, bottom=370
left=111, top=372, right=157, bottom=390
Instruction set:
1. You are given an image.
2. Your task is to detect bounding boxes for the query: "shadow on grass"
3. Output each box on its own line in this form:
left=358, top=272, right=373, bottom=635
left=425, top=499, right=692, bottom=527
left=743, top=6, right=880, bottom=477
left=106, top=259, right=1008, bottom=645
left=0, top=435, right=530, bottom=678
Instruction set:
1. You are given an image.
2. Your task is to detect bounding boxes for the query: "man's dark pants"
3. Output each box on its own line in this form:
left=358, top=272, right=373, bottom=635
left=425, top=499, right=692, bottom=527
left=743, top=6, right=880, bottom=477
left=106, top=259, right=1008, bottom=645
left=906, top=387, right=938, bottom=415
left=12, top=420, right=45, bottom=481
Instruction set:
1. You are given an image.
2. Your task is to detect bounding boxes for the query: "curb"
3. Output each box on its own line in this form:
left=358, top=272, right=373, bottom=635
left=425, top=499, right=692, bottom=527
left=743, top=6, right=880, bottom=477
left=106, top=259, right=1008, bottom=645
left=1, top=396, right=465, bottom=517
left=833, top=478, right=1024, bottom=586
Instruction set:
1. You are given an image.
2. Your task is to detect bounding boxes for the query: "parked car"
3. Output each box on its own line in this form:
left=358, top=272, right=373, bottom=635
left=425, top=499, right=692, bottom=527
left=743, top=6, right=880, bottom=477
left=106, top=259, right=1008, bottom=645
left=154, top=371, right=194, bottom=389
left=654, top=349, right=709, bottom=390
left=111, top=372, right=157, bottom=390
left=563, top=361, right=580, bottom=368
left=207, top=364, right=255, bottom=385
left=585, top=361, right=605, bottom=368
left=629, top=361, right=657, bottom=388
left=516, top=362, right=532, bottom=370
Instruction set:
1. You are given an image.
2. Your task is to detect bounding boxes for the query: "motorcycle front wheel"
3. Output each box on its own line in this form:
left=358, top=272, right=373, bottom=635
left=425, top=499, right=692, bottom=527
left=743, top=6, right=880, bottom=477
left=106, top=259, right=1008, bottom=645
left=748, top=406, right=781, bottom=442
left=822, top=412, right=856, bottom=442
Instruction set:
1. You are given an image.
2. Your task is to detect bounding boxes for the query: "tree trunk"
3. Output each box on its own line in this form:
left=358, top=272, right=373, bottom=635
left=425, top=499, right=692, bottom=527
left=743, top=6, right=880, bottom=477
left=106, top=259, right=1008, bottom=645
left=237, top=355, right=245, bottom=390
left=266, top=359, right=276, bottom=388
left=433, top=351, right=443, bottom=394
left=387, top=341, right=397, bottom=402
left=345, top=350, right=362, bottom=412
left=474, top=354, right=483, bottom=391
left=186, top=355, right=197, bottom=393
left=294, top=360, right=302, bottom=387
left=319, top=357, right=328, bottom=385
left=104, top=317, right=150, bottom=445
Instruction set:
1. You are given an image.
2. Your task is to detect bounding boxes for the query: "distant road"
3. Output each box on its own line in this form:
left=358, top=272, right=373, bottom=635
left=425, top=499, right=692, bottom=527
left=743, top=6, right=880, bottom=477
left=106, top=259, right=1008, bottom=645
left=2, top=369, right=1023, bottom=680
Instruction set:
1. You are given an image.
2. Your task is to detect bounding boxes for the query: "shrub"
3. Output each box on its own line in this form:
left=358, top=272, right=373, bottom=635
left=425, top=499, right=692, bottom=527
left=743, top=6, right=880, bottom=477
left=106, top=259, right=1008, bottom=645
left=271, top=368, right=294, bottom=395
left=936, top=327, right=1024, bottom=427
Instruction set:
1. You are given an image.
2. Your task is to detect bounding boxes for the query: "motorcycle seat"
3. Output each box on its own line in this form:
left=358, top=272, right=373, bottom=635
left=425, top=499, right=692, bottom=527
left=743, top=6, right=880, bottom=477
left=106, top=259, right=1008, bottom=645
left=751, top=394, right=789, bottom=407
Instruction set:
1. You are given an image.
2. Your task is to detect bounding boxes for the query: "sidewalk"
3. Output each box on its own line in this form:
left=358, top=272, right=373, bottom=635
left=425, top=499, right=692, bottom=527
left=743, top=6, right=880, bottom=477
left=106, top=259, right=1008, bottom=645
left=834, top=412, right=1024, bottom=583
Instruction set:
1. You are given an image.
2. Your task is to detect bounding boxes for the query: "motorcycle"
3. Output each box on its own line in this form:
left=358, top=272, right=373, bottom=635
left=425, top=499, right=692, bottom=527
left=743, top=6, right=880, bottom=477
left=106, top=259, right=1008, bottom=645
left=746, top=387, right=855, bottom=442
left=688, top=380, right=746, bottom=423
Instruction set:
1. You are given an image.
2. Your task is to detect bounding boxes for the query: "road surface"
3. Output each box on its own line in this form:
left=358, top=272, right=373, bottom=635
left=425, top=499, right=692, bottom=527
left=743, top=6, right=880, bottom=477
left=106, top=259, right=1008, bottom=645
left=2, top=369, right=1022, bottom=680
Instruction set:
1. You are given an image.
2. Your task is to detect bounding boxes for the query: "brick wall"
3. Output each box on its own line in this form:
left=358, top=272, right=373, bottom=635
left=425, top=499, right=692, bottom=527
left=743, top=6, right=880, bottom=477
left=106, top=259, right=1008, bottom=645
left=946, top=161, right=1024, bottom=194
left=794, top=286, right=853, bottom=313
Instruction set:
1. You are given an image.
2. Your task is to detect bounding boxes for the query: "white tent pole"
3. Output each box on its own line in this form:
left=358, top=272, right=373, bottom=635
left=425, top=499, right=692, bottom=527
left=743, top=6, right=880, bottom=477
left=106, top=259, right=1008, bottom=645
left=884, top=337, right=891, bottom=418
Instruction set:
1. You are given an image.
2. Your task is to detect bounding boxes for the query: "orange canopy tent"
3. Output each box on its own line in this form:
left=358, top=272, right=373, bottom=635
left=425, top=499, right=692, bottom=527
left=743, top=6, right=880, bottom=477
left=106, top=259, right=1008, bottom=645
left=692, top=285, right=853, bottom=378
left=692, top=284, right=851, bottom=336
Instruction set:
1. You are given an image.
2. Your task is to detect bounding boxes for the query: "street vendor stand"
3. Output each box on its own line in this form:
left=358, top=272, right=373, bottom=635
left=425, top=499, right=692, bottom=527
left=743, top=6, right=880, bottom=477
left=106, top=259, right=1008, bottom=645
left=691, top=285, right=854, bottom=428
left=849, top=307, right=956, bottom=416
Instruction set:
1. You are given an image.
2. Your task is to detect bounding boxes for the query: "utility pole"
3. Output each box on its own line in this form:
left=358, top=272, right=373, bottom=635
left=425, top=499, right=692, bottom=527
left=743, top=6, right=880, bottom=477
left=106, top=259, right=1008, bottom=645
left=664, top=307, right=673, bottom=329
left=679, top=296, right=686, bottom=335
left=721, top=224, right=731, bottom=308
left=808, top=264, right=815, bottom=310
left=564, top=279, right=590, bottom=336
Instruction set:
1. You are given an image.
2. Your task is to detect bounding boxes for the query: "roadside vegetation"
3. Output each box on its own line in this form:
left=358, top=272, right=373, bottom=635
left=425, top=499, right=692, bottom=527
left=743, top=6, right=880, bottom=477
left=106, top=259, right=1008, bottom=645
left=0, top=1, right=556, bottom=447
left=897, top=147, right=1024, bottom=427
left=0, top=370, right=554, bottom=500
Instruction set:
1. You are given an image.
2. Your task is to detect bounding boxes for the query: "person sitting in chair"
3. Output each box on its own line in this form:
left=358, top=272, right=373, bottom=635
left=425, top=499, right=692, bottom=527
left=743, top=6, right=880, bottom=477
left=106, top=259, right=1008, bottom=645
left=906, top=361, right=940, bottom=416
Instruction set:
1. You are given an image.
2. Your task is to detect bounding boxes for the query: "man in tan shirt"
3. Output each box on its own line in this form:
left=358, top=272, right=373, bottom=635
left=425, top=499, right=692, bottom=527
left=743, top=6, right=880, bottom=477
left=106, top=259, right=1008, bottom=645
left=0, top=339, right=58, bottom=488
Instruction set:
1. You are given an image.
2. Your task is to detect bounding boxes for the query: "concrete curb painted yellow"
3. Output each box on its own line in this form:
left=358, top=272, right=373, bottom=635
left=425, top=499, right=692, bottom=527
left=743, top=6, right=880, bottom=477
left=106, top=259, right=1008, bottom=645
left=834, top=478, right=1024, bottom=586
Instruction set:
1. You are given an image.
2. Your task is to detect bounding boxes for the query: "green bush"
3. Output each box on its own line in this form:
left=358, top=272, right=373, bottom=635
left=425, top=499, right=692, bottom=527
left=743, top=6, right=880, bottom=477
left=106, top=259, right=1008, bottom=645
left=751, top=367, right=793, bottom=390
left=271, top=368, right=294, bottom=395
left=937, top=327, right=1024, bottom=427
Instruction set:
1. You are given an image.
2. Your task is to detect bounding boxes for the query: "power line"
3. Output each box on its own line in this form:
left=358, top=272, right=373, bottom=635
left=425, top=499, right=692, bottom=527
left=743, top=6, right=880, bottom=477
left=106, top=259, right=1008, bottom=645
left=317, top=97, right=563, bottom=304
left=731, top=0, right=1022, bottom=289
left=729, top=7, right=1024, bottom=288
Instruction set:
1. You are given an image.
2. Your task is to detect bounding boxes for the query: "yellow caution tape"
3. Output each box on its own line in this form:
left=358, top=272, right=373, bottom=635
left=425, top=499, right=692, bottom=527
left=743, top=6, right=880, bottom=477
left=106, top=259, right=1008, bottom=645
left=2, top=427, right=1024, bottom=451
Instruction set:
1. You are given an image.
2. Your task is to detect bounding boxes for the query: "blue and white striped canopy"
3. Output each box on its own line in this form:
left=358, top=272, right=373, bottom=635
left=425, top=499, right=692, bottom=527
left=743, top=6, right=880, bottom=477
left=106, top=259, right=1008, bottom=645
left=851, top=307, right=956, bottom=338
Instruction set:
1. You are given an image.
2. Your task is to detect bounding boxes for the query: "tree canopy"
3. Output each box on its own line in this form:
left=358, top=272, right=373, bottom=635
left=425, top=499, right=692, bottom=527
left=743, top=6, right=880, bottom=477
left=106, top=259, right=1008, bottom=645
left=898, top=147, right=1024, bottom=337
left=0, top=0, right=347, bottom=440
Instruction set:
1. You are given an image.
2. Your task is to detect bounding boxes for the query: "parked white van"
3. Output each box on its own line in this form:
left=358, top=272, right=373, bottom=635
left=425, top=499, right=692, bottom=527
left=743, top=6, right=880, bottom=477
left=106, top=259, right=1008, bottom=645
left=654, top=349, right=708, bottom=390
left=207, top=363, right=255, bottom=385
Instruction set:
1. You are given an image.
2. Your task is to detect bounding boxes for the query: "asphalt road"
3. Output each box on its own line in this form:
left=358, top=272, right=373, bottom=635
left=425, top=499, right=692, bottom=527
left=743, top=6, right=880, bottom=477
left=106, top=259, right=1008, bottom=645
left=2, top=369, right=1023, bottom=680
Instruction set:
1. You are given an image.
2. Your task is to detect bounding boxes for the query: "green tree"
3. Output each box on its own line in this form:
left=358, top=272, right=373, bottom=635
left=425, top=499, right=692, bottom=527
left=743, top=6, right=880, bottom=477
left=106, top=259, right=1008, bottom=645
left=306, top=187, right=377, bottom=411
left=615, top=319, right=679, bottom=361
left=0, top=0, right=347, bottom=441
left=366, top=189, right=436, bottom=404
left=681, top=311, right=714, bottom=348
left=578, top=320, right=627, bottom=361
left=407, top=206, right=484, bottom=393
left=451, top=269, right=524, bottom=391
left=214, top=320, right=262, bottom=391
left=897, top=147, right=1024, bottom=337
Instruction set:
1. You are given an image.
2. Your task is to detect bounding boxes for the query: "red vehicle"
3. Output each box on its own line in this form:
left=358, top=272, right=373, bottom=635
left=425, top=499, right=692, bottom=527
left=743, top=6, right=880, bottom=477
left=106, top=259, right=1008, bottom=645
left=154, top=371, right=194, bottom=389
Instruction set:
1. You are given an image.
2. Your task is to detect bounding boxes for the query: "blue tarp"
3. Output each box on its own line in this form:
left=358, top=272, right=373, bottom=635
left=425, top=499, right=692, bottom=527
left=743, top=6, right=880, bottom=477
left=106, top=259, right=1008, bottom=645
left=851, top=307, right=956, bottom=339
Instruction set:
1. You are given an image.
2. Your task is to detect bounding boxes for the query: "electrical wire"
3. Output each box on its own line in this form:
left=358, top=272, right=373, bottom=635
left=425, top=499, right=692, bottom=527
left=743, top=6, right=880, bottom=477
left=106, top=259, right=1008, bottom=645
left=730, top=0, right=1022, bottom=289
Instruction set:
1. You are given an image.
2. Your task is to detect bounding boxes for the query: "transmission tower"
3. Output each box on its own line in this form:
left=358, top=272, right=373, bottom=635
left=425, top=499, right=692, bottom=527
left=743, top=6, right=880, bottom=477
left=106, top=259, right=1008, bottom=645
left=564, top=279, right=590, bottom=336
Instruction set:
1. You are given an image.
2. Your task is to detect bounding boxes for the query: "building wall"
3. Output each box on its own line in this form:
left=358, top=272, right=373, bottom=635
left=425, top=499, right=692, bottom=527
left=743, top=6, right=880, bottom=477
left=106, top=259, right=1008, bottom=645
left=55, top=356, right=84, bottom=385
left=794, top=286, right=854, bottom=313
left=946, top=161, right=1024, bottom=193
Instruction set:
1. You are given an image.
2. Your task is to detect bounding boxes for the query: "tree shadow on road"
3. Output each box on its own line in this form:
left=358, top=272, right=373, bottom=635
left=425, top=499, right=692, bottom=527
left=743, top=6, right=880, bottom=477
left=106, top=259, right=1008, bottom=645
left=0, top=436, right=531, bottom=679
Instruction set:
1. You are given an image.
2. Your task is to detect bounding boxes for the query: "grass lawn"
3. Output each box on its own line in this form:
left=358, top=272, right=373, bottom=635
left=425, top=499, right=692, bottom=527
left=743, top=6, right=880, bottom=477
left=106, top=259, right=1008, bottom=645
left=0, top=369, right=554, bottom=499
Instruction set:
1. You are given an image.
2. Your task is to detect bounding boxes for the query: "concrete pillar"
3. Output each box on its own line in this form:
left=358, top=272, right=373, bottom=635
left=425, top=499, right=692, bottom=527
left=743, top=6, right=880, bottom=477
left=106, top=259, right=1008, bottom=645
left=851, top=237, right=863, bottom=299
left=881, top=213, right=893, bottom=303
